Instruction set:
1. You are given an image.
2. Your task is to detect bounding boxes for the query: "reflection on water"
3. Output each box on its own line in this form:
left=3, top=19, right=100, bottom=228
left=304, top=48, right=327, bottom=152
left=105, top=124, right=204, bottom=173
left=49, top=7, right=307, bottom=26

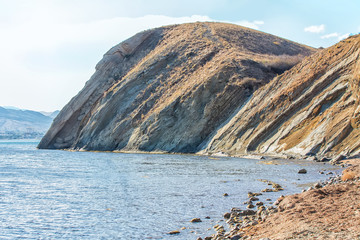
left=0, top=140, right=339, bottom=239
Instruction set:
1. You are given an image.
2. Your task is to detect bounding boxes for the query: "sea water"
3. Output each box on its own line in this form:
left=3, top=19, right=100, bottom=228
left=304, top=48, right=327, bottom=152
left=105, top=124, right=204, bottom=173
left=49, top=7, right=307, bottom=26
left=0, top=140, right=340, bottom=239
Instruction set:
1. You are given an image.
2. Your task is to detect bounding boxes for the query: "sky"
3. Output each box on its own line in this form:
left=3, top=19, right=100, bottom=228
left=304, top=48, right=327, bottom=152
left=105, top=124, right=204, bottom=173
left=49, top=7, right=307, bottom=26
left=0, top=0, right=359, bottom=112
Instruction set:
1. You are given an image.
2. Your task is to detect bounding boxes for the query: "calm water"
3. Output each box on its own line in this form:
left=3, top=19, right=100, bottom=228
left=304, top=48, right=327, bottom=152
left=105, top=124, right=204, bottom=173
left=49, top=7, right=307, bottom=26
left=0, top=140, right=339, bottom=239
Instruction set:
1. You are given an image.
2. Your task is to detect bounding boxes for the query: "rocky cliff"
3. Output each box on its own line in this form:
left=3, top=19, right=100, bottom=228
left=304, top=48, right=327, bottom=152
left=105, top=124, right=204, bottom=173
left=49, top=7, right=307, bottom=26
left=204, top=34, right=360, bottom=158
left=38, top=22, right=314, bottom=152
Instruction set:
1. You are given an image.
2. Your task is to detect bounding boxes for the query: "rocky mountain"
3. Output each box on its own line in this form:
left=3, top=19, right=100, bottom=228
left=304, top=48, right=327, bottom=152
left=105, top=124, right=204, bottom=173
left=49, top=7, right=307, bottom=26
left=0, top=107, right=57, bottom=139
left=203, top=34, right=360, bottom=158
left=38, top=22, right=314, bottom=151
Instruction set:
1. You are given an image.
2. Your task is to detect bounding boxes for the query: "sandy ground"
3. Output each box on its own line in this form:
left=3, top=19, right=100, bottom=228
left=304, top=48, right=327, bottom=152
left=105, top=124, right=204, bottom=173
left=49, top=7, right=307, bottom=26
left=241, top=159, right=360, bottom=240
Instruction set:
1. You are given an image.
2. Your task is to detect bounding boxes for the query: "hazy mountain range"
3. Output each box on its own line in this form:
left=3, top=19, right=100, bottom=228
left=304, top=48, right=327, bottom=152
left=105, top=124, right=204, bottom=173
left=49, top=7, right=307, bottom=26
left=0, top=107, right=58, bottom=139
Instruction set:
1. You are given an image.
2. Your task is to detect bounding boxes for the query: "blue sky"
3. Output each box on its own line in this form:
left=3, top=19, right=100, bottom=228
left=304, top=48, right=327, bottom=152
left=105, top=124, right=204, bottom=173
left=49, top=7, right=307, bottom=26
left=1, top=0, right=359, bottom=111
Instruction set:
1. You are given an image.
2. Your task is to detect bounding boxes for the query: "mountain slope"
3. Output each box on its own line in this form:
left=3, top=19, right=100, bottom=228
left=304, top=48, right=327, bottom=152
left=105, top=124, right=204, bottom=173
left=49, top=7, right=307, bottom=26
left=38, top=22, right=314, bottom=150
left=0, top=107, right=54, bottom=139
left=204, top=34, right=360, bottom=158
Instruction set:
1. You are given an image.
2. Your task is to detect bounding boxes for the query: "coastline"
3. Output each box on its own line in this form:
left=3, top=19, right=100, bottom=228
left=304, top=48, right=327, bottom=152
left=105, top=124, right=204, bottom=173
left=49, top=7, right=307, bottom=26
left=201, top=159, right=359, bottom=240
left=32, top=142, right=355, bottom=239
left=10, top=140, right=356, bottom=239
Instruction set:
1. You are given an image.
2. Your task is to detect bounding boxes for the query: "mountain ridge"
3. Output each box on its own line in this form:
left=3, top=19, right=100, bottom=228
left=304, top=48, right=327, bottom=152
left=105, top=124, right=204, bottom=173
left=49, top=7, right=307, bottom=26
left=203, top=34, right=360, bottom=158
left=38, top=22, right=315, bottom=151
left=0, top=107, right=58, bottom=139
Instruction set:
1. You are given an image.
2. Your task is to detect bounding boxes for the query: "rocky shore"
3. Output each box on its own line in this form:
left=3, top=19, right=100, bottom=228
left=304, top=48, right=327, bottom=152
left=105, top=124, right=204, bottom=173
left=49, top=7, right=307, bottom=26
left=199, top=159, right=360, bottom=240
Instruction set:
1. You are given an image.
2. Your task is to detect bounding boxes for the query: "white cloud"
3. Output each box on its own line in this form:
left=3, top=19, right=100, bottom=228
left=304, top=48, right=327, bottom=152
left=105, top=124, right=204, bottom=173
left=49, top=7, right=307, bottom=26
left=320, top=32, right=350, bottom=41
left=0, top=14, right=263, bottom=111
left=338, top=33, right=350, bottom=40
left=321, top=32, right=339, bottom=39
left=0, top=15, right=214, bottom=110
left=304, top=24, right=325, bottom=33
left=234, top=20, right=264, bottom=30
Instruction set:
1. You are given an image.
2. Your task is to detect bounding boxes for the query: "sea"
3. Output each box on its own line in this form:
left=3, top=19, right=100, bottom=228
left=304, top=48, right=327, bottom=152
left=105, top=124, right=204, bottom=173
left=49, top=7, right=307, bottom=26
left=0, top=140, right=340, bottom=239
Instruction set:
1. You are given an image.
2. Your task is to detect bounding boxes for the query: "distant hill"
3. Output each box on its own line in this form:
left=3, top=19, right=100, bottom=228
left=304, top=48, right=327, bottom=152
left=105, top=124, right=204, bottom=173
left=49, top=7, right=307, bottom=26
left=40, top=110, right=60, bottom=119
left=0, top=107, right=58, bottom=139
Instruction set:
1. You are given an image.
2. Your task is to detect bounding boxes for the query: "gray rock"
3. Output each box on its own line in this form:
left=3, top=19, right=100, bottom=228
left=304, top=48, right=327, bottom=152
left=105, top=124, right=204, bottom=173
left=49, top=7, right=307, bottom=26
left=320, top=157, right=330, bottom=162
left=231, top=207, right=242, bottom=212
left=298, top=169, right=307, bottom=174
left=243, top=209, right=256, bottom=215
left=249, top=197, right=259, bottom=201
left=330, top=154, right=346, bottom=165
left=230, top=234, right=243, bottom=240
left=223, top=212, right=231, bottom=219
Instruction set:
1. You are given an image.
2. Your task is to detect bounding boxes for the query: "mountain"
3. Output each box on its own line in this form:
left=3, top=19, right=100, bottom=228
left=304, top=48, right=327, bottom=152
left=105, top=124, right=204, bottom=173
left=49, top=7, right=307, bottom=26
left=0, top=107, right=56, bottom=139
left=38, top=22, right=314, bottom=150
left=203, top=34, right=360, bottom=158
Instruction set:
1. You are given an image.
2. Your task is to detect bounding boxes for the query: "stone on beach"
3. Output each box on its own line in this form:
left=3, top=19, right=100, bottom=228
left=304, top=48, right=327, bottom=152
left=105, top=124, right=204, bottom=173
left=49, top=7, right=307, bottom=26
left=190, top=218, right=202, bottom=223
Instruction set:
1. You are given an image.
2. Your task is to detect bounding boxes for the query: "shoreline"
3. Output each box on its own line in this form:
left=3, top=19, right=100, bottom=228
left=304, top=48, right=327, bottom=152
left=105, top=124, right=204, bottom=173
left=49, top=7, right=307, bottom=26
left=28, top=140, right=358, bottom=239
left=201, top=159, right=359, bottom=240
left=44, top=146, right=346, bottom=164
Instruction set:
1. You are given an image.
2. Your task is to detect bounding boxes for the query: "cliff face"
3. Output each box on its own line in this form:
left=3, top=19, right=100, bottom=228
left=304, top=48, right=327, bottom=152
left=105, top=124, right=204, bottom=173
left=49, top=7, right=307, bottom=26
left=204, top=34, right=360, bottom=158
left=38, top=22, right=314, bottom=152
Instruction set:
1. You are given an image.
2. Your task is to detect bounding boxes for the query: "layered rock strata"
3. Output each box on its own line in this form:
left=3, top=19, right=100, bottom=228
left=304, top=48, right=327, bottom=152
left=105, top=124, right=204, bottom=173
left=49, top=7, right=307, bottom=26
left=204, top=34, right=360, bottom=158
left=38, top=22, right=314, bottom=152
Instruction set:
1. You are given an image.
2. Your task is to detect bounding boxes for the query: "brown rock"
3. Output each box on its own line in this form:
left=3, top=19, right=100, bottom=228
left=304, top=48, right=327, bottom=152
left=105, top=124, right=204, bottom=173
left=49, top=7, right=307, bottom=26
left=168, top=230, right=180, bottom=235
left=248, top=192, right=262, bottom=197
left=190, top=218, right=202, bottom=223
left=247, top=204, right=255, bottom=209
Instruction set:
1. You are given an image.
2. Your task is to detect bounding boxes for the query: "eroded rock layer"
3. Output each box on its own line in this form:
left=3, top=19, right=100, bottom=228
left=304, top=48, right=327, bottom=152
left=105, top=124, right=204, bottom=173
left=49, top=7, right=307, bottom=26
left=204, top=34, right=360, bottom=158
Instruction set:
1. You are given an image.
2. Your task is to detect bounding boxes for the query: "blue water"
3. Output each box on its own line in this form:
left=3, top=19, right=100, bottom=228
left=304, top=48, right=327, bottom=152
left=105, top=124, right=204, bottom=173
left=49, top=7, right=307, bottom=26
left=0, top=140, right=339, bottom=239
